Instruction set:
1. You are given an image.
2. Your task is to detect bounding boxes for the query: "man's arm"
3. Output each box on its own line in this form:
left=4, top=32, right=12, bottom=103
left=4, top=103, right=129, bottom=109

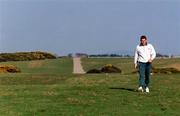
left=150, top=44, right=156, bottom=60
left=148, top=44, right=156, bottom=63
left=134, top=47, right=138, bottom=69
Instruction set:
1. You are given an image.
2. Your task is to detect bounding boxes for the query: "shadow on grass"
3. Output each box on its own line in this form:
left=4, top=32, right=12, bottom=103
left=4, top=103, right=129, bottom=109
left=109, top=87, right=137, bottom=92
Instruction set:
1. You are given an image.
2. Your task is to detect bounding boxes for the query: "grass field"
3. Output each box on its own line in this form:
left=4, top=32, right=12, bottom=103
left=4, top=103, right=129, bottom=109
left=0, top=58, right=180, bottom=115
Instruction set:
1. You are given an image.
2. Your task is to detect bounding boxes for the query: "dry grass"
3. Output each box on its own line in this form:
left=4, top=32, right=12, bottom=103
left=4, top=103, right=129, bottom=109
left=87, top=64, right=121, bottom=73
left=66, top=97, right=96, bottom=105
left=152, top=67, right=180, bottom=74
left=28, top=60, right=43, bottom=68
left=0, top=65, right=21, bottom=73
left=152, top=63, right=180, bottom=74
left=167, top=63, right=180, bottom=71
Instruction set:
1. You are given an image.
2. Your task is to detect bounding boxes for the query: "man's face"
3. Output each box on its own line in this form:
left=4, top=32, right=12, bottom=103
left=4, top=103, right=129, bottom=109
left=140, top=38, right=147, bottom=46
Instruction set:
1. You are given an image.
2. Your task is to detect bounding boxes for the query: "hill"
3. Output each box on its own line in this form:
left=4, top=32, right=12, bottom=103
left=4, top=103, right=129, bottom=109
left=0, top=51, right=56, bottom=62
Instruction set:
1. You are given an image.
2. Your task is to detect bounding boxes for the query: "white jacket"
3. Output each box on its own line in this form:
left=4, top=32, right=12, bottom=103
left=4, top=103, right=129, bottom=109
left=134, top=43, right=156, bottom=64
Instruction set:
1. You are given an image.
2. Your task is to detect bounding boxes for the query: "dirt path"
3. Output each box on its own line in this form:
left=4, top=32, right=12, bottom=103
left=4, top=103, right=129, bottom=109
left=73, top=57, right=85, bottom=74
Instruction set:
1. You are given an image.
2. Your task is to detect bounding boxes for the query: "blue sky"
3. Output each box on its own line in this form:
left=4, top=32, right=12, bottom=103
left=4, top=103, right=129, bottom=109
left=0, top=0, right=180, bottom=55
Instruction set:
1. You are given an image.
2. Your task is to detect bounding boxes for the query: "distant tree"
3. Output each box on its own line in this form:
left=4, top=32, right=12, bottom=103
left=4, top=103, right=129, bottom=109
left=75, top=53, right=88, bottom=57
left=156, top=53, right=168, bottom=57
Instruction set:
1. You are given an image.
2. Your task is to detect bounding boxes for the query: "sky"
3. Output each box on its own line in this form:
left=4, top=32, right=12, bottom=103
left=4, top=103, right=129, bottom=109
left=0, top=0, right=180, bottom=56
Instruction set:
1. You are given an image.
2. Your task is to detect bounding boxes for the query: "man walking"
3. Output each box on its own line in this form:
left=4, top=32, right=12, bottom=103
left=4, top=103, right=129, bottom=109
left=134, top=35, right=156, bottom=93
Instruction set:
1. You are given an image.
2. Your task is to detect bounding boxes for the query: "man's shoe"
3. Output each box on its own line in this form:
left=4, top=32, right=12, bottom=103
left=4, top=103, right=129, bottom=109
left=145, top=87, right=149, bottom=93
left=138, top=86, right=144, bottom=92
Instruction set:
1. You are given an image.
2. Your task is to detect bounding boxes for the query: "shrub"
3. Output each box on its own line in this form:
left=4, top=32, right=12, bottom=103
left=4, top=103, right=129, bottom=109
left=0, top=51, right=56, bottom=62
left=101, top=64, right=122, bottom=73
left=86, top=64, right=121, bottom=74
left=0, top=65, right=21, bottom=73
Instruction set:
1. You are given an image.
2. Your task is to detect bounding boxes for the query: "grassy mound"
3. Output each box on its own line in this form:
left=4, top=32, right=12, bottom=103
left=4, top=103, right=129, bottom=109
left=167, top=63, right=180, bottom=71
left=0, top=51, right=56, bottom=62
left=87, top=64, right=121, bottom=73
left=0, top=65, right=21, bottom=73
left=132, top=67, right=180, bottom=74
left=152, top=67, right=180, bottom=74
left=101, top=64, right=122, bottom=73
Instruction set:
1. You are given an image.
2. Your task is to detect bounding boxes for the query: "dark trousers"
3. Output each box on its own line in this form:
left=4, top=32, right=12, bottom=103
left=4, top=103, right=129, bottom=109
left=138, top=62, right=151, bottom=88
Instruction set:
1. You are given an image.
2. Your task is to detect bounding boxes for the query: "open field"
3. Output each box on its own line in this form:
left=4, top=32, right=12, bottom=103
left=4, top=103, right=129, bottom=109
left=0, top=58, right=180, bottom=115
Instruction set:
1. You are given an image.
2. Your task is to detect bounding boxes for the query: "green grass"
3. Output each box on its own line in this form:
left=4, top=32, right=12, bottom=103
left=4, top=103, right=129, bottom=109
left=0, top=58, right=179, bottom=115
left=82, top=58, right=134, bottom=74
left=0, top=58, right=73, bottom=75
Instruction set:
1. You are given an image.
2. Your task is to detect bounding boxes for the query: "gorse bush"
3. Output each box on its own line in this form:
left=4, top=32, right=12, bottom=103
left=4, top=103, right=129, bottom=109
left=101, top=64, right=122, bottom=73
left=87, top=64, right=122, bottom=73
left=0, top=51, right=56, bottom=62
left=0, top=65, right=20, bottom=73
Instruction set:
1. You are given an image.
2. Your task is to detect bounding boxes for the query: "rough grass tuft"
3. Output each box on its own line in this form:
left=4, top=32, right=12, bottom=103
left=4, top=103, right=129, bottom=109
left=0, top=65, right=21, bottom=73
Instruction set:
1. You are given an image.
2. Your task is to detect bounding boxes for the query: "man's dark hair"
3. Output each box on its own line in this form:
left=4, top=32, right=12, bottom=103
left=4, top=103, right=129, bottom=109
left=140, top=35, right=147, bottom=40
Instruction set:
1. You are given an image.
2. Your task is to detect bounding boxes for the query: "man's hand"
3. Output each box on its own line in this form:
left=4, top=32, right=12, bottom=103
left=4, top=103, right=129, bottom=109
left=134, top=63, right=138, bottom=69
left=148, top=59, right=152, bottom=63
